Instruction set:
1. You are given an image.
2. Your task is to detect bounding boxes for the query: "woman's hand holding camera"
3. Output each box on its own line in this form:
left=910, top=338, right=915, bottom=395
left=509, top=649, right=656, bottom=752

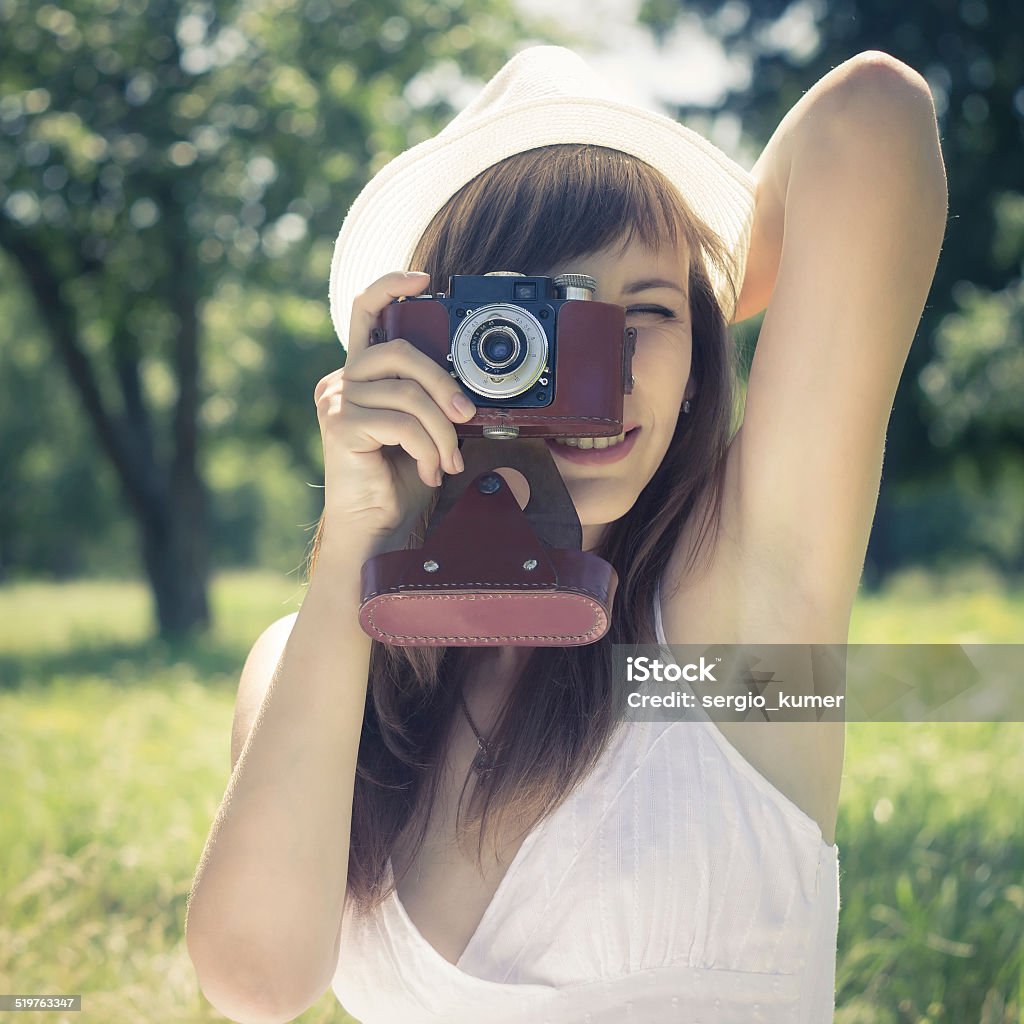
left=313, top=271, right=477, bottom=557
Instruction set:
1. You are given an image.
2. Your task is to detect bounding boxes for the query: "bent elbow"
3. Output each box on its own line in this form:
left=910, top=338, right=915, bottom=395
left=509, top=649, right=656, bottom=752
left=187, top=928, right=326, bottom=1024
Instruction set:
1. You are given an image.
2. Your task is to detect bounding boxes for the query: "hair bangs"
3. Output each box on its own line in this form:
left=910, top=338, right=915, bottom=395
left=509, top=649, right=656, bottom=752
left=412, top=145, right=687, bottom=285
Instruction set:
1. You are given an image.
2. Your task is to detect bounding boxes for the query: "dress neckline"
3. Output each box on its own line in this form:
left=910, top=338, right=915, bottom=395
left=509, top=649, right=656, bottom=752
left=384, top=718, right=636, bottom=979
left=385, top=822, right=541, bottom=975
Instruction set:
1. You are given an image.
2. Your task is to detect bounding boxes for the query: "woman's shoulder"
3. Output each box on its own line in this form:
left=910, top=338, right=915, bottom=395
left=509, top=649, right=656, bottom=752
left=230, top=613, right=300, bottom=771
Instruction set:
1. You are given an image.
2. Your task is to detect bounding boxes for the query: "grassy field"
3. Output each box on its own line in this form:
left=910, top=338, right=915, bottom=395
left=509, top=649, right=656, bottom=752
left=0, top=567, right=1021, bottom=1023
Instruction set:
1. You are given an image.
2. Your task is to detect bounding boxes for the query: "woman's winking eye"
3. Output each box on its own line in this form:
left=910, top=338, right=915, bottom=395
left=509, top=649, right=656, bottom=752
left=626, top=304, right=678, bottom=320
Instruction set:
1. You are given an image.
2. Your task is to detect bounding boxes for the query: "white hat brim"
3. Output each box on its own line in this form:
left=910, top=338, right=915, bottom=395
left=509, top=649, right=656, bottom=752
left=329, top=69, right=755, bottom=352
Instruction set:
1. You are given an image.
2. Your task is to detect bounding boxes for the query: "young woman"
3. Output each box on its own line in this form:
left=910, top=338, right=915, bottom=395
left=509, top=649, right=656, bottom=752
left=186, top=46, right=947, bottom=1024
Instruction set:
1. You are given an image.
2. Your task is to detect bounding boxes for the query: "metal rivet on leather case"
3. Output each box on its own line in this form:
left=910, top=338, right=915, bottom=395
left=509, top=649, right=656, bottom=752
left=477, top=473, right=503, bottom=494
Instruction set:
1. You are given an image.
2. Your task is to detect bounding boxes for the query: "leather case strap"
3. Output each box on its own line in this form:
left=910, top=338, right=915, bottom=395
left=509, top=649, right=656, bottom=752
left=358, top=438, right=618, bottom=646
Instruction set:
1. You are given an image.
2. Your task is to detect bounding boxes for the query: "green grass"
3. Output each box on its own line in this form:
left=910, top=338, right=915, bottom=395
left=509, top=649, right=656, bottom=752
left=851, top=562, right=1024, bottom=643
left=0, top=568, right=1021, bottom=1023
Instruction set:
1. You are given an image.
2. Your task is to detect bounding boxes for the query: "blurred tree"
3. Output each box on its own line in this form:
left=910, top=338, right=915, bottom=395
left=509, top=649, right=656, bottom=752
left=0, top=0, right=547, bottom=636
left=638, top=0, right=1024, bottom=577
left=0, top=261, right=137, bottom=581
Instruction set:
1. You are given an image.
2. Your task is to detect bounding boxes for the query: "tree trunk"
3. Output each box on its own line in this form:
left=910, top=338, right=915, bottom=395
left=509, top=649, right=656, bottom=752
left=138, top=460, right=212, bottom=637
left=0, top=231, right=214, bottom=639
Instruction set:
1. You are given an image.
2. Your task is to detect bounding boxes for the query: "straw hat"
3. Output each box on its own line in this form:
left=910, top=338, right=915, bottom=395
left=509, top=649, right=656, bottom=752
left=329, top=44, right=756, bottom=351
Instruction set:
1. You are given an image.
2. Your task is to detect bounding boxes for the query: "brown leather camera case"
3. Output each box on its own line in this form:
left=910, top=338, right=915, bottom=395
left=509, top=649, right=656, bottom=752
left=371, top=298, right=636, bottom=436
left=358, top=438, right=618, bottom=647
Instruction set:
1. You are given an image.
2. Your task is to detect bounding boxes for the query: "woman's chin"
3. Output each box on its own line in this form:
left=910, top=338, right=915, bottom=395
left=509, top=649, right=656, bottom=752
left=570, top=496, right=639, bottom=545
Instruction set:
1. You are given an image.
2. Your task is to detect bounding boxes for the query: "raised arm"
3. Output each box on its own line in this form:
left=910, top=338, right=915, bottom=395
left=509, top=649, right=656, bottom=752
left=729, top=51, right=948, bottom=621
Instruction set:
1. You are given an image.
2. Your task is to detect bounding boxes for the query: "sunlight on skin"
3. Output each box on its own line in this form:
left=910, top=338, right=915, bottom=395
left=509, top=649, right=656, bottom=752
left=528, top=231, right=695, bottom=553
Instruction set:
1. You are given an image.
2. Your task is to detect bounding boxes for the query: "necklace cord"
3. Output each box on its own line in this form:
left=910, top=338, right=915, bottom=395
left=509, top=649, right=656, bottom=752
left=457, top=685, right=495, bottom=776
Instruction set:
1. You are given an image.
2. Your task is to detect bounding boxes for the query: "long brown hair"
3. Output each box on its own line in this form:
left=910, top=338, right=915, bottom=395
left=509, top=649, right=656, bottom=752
left=308, top=144, right=743, bottom=914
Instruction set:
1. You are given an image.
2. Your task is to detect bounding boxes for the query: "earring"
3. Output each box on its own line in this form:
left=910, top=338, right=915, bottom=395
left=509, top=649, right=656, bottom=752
left=683, top=399, right=691, bottom=414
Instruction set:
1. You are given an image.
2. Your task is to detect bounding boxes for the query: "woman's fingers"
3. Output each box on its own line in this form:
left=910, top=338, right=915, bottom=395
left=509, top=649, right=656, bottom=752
left=308, top=270, right=482, bottom=536
left=342, top=376, right=465, bottom=477
left=344, top=336, right=476, bottom=446
left=313, top=367, right=344, bottom=406
left=346, top=271, right=432, bottom=359
left=347, top=406, right=448, bottom=489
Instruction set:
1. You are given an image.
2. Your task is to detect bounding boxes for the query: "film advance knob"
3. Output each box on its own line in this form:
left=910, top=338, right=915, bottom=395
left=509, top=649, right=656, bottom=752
left=553, top=273, right=597, bottom=301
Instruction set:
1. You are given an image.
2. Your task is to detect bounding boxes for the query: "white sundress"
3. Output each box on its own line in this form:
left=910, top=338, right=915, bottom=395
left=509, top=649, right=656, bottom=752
left=331, top=575, right=842, bottom=1023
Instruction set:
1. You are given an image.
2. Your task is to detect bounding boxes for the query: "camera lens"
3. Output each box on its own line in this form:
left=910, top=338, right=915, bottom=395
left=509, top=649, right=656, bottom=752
left=479, top=326, right=518, bottom=367
left=451, top=303, right=548, bottom=400
left=469, top=318, right=528, bottom=377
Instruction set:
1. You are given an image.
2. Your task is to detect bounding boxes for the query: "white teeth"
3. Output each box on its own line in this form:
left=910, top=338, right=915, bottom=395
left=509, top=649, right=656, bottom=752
left=554, top=430, right=628, bottom=448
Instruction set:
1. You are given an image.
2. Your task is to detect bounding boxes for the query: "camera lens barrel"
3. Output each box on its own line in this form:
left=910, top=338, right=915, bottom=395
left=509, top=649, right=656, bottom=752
left=452, top=303, right=548, bottom=400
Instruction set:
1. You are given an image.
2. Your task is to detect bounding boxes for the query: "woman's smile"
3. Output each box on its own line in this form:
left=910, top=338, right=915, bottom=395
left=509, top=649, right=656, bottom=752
left=544, top=425, right=642, bottom=465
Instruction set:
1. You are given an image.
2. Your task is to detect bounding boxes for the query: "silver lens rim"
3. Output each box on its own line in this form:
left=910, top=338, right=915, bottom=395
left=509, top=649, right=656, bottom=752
left=452, top=303, right=549, bottom=399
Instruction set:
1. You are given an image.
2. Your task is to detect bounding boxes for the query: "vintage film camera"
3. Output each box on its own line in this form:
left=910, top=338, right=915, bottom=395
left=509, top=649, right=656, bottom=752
left=357, top=271, right=638, bottom=648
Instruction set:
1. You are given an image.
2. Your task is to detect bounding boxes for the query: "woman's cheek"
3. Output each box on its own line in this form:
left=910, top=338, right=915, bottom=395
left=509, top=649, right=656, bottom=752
left=632, top=330, right=692, bottom=405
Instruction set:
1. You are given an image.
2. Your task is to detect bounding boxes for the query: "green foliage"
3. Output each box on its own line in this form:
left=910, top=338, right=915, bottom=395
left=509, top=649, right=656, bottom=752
left=0, top=0, right=555, bottom=597
left=0, top=274, right=137, bottom=578
left=2, top=0, right=1022, bottom=597
left=920, top=279, right=1024, bottom=452
left=0, top=572, right=1021, bottom=1022
left=871, top=467, right=1024, bottom=578
left=0, top=0, right=536, bottom=294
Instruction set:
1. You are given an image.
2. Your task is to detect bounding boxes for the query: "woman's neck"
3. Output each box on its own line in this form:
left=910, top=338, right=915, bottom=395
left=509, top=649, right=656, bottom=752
left=458, top=645, right=534, bottom=733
